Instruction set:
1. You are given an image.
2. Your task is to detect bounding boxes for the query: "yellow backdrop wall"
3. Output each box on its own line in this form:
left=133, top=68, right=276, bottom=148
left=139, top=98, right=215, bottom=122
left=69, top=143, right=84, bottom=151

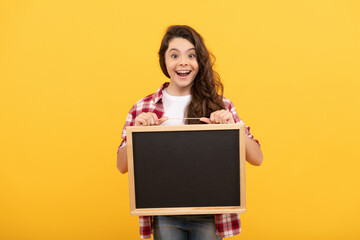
left=1, top=0, right=359, bottom=239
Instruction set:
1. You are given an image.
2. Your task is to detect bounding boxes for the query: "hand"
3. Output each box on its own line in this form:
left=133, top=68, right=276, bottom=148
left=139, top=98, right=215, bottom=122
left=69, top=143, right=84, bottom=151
left=200, top=110, right=235, bottom=124
left=134, top=112, right=168, bottom=126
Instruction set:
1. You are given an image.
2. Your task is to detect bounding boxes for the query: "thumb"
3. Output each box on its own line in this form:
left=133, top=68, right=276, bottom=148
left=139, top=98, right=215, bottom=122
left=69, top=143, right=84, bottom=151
left=156, top=117, right=169, bottom=125
left=199, top=117, right=211, bottom=124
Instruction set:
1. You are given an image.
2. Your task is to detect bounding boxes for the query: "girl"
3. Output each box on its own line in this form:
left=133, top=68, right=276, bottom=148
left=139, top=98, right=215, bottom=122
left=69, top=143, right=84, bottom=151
left=117, top=25, right=263, bottom=240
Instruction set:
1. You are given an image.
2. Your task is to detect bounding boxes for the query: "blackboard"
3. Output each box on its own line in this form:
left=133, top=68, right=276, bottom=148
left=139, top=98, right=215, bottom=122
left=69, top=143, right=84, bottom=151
left=126, top=124, right=246, bottom=216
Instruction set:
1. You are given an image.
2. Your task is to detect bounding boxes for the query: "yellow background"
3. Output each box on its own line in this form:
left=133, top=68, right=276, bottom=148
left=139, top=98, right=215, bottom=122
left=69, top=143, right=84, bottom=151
left=1, top=0, right=359, bottom=239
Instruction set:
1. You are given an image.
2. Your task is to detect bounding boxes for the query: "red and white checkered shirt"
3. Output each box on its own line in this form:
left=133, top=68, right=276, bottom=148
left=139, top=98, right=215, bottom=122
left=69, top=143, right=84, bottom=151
left=118, top=82, right=258, bottom=238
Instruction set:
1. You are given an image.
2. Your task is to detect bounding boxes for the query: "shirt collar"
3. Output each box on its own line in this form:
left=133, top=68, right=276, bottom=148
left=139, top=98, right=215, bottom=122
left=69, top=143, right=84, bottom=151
left=153, top=82, right=170, bottom=104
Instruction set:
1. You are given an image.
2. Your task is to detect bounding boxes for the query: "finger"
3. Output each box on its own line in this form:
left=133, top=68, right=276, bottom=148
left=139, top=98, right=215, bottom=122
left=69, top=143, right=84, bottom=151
left=136, top=113, right=147, bottom=125
left=222, top=114, right=232, bottom=124
left=145, top=115, right=153, bottom=126
left=135, top=116, right=147, bottom=126
left=213, top=111, right=222, bottom=124
left=199, top=117, right=211, bottom=124
left=141, top=113, right=152, bottom=125
left=210, top=112, right=216, bottom=123
left=225, top=112, right=235, bottom=123
left=150, top=113, right=159, bottom=125
left=148, top=115, right=155, bottom=125
left=218, top=110, right=228, bottom=124
left=141, top=113, right=154, bottom=126
left=150, top=112, right=159, bottom=122
left=138, top=112, right=148, bottom=118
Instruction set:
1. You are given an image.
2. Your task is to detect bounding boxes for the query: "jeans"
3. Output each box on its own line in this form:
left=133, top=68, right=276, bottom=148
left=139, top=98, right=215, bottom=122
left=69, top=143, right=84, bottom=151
left=153, top=215, right=222, bottom=240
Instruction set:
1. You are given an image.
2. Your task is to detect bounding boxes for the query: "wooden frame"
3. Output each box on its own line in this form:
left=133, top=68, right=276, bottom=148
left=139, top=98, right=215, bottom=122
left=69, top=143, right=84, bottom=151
left=126, top=123, right=246, bottom=216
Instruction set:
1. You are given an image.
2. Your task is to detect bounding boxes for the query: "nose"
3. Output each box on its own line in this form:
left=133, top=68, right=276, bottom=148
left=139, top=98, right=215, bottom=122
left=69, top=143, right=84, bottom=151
left=179, top=56, right=188, bottom=66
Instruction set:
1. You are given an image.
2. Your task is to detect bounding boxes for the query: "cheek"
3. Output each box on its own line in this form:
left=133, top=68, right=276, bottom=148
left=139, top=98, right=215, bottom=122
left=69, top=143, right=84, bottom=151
left=165, top=61, right=176, bottom=75
left=165, top=64, right=173, bottom=76
left=193, top=62, right=199, bottom=74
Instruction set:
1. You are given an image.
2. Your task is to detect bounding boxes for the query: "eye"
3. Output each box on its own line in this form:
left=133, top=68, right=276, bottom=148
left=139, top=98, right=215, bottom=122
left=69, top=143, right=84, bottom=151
left=189, top=54, right=196, bottom=58
left=171, top=54, right=178, bottom=58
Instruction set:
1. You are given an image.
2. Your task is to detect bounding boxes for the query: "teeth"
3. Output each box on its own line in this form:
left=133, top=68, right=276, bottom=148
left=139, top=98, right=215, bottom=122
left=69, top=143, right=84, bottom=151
left=177, top=70, right=191, bottom=74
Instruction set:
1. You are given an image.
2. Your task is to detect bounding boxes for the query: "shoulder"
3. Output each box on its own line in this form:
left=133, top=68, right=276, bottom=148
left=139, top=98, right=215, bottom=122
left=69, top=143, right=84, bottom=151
left=128, top=92, right=157, bottom=114
left=127, top=82, right=168, bottom=115
left=135, top=92, right=157, bottom=105
left=131, top=82, right=168, bottom=108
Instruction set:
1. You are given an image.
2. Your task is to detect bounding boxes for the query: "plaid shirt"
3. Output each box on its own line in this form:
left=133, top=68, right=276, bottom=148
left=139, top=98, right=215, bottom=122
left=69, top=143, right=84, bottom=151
left=118, top=82, right=258, bottom=238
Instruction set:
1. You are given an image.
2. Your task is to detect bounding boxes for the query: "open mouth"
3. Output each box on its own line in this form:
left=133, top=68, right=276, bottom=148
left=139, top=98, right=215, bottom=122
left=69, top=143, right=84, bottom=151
left=176, top=70, right=191, bottom=77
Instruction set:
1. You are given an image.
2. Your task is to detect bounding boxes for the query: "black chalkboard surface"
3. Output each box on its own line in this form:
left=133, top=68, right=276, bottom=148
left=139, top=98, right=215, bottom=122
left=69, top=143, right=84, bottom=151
left=126, top=124, right=246, bottom=216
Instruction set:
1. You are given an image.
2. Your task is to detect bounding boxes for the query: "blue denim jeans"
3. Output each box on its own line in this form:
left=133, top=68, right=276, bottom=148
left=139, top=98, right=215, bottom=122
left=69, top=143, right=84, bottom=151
left=153, top=215, right=222, bottom=240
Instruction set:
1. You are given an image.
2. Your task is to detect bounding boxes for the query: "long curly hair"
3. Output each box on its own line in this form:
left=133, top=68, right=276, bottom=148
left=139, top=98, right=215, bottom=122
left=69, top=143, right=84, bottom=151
left=158, top=25, right=225, bottom=124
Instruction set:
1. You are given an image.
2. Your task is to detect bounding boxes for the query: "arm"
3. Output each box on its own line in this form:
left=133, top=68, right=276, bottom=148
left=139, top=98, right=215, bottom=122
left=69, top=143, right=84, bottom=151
left=245, top=136, right=263, bottom=166
left=117, top=145, right=128, bottom=174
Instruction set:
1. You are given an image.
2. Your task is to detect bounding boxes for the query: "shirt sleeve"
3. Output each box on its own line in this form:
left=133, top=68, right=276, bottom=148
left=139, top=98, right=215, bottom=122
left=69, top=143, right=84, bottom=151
left=139, top=216, right=152, bottom=239
left=117, top=104, right=137, bottom=153
left=214, top=213, right=241, bottom=237
left=223, top=98, right=260, bottom=145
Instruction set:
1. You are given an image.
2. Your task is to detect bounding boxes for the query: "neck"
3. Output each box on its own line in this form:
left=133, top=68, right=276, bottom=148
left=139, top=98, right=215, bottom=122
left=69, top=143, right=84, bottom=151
left=166, top=82, right=192, bottom=96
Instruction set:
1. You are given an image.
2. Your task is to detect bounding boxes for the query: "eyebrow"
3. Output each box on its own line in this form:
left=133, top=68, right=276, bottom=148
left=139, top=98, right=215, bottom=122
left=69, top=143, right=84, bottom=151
left=168, top=48, right=196, bottom=52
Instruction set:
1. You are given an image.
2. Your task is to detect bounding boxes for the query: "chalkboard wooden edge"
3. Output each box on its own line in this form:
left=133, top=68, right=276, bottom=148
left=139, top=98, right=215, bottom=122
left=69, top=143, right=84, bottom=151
left=240, top=125, right=246, bottom=209
left=130, top=206, right=246, bottom=216
left=126, top=123, right=244, bottom=133
left=126, top=127, right=136, bottom=213
left=126, top=123, right=246, bottom=216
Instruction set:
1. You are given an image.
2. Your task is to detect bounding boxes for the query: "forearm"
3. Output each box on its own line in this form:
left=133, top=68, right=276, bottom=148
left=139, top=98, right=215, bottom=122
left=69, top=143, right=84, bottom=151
left=245, top=136, right=263, bottom=166
left=117, top=145, right=128, bottom=174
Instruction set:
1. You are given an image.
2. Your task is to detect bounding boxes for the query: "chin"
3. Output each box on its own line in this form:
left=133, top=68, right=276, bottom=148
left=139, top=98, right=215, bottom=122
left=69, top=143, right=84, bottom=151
left=176, top=80, right=194, bottom=88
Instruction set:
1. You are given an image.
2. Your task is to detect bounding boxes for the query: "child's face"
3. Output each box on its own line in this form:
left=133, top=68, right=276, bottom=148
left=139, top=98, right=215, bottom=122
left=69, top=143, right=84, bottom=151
left=165, top=37, right=199, bottom=95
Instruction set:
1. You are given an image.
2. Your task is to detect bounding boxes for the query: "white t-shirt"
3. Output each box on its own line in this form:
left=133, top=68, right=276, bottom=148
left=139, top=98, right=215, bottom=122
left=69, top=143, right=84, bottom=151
left=161, top=89, right=191, bottom=126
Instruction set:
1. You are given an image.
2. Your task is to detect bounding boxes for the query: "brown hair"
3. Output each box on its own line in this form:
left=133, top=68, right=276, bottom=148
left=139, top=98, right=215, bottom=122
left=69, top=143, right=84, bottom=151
left=158, top=25, right=225, bottom=124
